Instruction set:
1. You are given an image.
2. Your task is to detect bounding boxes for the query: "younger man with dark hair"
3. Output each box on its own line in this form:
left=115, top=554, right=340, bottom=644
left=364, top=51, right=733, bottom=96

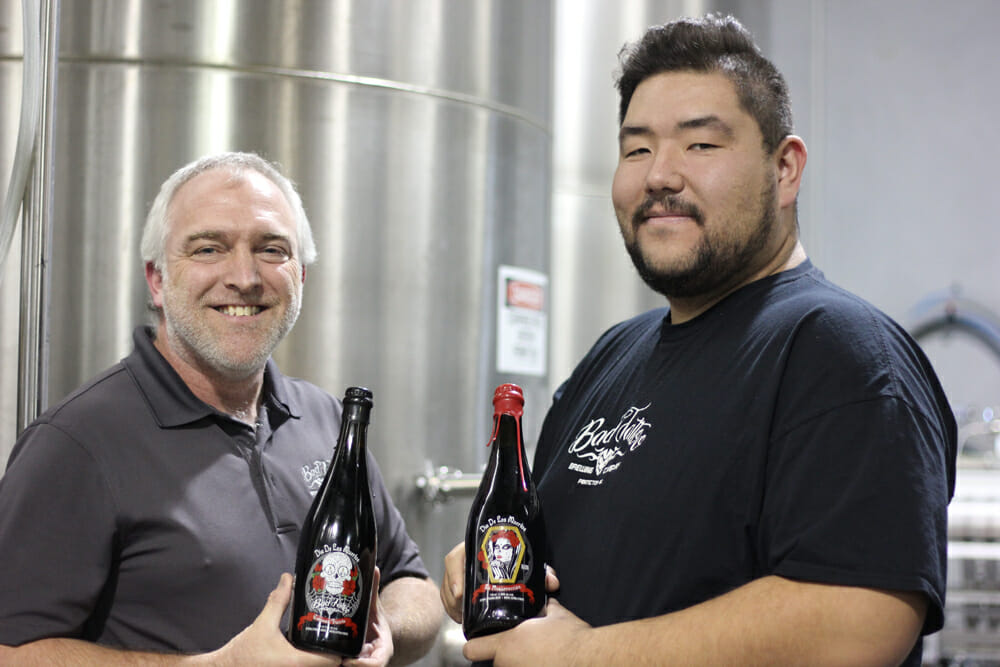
left=442, top=15, right=955, bottom=666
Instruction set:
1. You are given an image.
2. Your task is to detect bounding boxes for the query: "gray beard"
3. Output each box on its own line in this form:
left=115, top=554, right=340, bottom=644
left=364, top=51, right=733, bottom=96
left=160, top=291, right=300, bottom=381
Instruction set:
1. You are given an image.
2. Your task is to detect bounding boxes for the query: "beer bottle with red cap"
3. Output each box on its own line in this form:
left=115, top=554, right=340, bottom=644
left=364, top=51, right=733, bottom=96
left=288, top=386, right=377, bottom=657
left=463, top=383, right=547, bottom=638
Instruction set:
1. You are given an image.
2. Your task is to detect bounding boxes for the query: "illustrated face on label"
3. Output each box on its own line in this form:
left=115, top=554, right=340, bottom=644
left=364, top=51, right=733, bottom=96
left=305, top=549, right=361, bottom=618
left=478, top=525, right=526, bottom=584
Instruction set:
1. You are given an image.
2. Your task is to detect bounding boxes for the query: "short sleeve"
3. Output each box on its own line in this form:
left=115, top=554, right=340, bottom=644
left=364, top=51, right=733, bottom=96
left=761, top=397, right=951, bottom=634
left=0, top=423, right=119, bottom=645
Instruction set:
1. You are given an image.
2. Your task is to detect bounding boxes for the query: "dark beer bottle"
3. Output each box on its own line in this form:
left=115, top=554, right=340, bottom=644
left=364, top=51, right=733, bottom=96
left=288, top=387, right=377, bottom=657
left=463, top=383, right=547, bottom=638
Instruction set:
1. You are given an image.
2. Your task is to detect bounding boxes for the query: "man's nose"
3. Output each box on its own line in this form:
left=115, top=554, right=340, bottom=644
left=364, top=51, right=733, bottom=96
left=224, top=249, right=263, bottom=291
left=645, top=148, right=684, bottom=194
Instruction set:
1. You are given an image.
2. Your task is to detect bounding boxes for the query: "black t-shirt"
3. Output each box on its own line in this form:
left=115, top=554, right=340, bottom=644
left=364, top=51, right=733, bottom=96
left=534, top=261, right=956, bottom=664
left=0, top=327, right=428, bottom=651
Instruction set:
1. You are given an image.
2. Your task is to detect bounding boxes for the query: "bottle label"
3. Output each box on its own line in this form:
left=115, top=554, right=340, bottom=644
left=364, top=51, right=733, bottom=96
left=295, top=547, right=363, bottom=638
left=471, top=521, right=536, bottom=604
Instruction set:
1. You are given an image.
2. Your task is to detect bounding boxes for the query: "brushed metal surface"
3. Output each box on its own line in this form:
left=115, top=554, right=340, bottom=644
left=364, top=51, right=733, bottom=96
left=2, top=11, right=553, bottom=652
left=549, top=0, right=693, bottom=387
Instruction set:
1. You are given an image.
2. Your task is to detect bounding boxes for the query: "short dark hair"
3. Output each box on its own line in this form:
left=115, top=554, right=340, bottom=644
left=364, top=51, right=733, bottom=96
left=615, top=14, right=793, bottom=154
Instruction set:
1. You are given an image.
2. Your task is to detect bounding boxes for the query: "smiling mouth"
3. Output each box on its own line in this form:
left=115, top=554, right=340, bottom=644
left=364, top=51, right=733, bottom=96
left=634, top=197, right=703, bottom=228
left=215, top=305, right=263, bottom=317
left=645, top=212, right=694, bottom=222
left=633, top=212, right=698, bottom=234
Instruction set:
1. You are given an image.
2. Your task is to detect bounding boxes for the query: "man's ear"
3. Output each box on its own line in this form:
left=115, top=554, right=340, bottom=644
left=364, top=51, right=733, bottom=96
left=775, top=135, right=807, bottom=210
left=145, top=261, right=165, bottom=309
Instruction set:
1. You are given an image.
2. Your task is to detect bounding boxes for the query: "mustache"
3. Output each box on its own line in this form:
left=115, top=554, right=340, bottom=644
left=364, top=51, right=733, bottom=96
left=632, top=195, right=704, bottom=228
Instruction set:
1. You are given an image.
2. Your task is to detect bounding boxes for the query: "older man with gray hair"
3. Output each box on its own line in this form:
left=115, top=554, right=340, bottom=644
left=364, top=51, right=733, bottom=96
left=0, top=152, right=442, bottom=666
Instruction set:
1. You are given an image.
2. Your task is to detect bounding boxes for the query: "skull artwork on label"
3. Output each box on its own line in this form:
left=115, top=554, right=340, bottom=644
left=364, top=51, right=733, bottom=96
left=305, top=548, right=361, bottom=618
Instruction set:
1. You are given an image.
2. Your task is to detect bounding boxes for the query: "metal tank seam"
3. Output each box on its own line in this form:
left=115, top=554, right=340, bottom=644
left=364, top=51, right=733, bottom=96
left=53, top=55, right=552, bottom=135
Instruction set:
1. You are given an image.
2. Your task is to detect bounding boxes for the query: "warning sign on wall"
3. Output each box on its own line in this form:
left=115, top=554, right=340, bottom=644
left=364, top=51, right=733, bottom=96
left=496, top=265, right=548, bottom=377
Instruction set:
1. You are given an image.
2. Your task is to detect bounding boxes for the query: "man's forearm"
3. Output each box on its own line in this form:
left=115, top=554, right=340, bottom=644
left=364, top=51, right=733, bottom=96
left=0, top=638, right=210, bottom=666
left=380, top=576, right=443, bottom=666
left=569, top=576, right=926, bottom=667
left=469, top=575, right=927, bottom=667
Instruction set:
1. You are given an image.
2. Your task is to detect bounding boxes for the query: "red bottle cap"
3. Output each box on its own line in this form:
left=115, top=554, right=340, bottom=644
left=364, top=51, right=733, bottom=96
left=492, top=383, right=524, bottom=418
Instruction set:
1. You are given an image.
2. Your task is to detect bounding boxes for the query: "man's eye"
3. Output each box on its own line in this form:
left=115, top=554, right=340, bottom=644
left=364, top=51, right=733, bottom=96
left=193, top=247, right=218, bottom=256
left=690, top=143, right=718, bottom=151
left=624, top=147, right=650, bottom=158
left=260, top=246, right=290, bottom=260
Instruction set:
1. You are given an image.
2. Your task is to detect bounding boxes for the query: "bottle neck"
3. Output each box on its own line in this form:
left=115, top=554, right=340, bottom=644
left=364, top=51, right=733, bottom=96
left=489, top=412, right=528, bottom=492
left=343, top=401, right=371, bottom=426
left=337, top=402, right=371, bottom=467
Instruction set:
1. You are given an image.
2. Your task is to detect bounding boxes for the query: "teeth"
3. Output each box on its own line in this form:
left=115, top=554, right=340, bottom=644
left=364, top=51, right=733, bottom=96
left=218, top=305, right=262, bottom=317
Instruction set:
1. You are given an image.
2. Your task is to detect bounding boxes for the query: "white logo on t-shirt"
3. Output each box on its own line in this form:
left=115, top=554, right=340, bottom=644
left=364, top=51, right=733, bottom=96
left=302, top=460, right=328, bottom=496
left=565, top=404, right=652, bottom=485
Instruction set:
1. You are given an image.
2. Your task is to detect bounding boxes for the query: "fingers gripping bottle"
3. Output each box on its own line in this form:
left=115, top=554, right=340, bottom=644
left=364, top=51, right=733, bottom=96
left=289, top=387, right=377, bottom=657
left=463, top=383, right=547, bottom=638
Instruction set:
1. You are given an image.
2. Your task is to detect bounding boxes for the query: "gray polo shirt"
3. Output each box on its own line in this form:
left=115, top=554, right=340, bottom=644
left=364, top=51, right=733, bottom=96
left=0, top=326, right=428, bottom=652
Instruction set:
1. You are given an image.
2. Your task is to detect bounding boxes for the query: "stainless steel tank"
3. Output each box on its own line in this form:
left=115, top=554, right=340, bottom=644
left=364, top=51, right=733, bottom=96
left=0, top=0, right=25, bottom=459
left=549, top=0, right=697, bottom=387
left=2, top=3, right=551, bottom=663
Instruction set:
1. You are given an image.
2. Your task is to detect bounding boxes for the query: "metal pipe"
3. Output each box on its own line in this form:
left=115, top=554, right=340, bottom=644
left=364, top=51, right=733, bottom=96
left=414, top=465, right=483, bottom=504
left=16, top=0, right=58, bottom=432
left=907, top=290, right=1000, bottom=363
left=0, top=0, right=41, bottom=284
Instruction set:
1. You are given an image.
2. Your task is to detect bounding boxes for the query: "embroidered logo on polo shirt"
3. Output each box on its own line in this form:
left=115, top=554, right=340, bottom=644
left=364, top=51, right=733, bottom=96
left=302, top=460, right=328, bottom=496
left=565, top=403, right=651, bottom=486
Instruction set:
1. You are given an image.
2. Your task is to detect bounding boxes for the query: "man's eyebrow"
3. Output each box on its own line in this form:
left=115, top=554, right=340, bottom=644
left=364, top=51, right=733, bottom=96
left=677, top=115, right=735, bottom=138
left=182, top=231, right=225, bottom=246
left=182, top=231, right=291, bottom=245
left=618, top=115, right=736, bottom=145
left=618, top=124, right=653, bottom=145
left=258, top=232, right=292, bottom=244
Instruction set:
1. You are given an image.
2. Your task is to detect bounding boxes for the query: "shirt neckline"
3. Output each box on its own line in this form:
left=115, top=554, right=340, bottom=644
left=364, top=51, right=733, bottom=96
left=123, top=326, right=298, bottom=430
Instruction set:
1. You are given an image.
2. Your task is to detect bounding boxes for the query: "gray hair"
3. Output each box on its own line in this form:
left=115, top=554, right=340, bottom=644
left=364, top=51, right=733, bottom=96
left=140, top=152, right=318, bottom=270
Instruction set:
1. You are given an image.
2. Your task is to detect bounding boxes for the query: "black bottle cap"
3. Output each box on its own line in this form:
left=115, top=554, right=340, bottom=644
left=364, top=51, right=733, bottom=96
left=344, top=386, right=373, bottom=404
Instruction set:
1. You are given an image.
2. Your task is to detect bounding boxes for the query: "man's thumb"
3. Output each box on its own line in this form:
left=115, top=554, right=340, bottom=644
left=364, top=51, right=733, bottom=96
left=260, top=572, right=294, bottom=626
